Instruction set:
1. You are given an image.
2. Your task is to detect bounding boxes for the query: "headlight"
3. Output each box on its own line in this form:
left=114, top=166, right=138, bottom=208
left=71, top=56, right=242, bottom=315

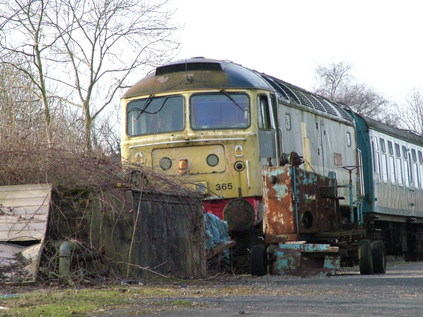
left=159, top=157, right=172, bottom=170
left=206, top=154, right=219, bottom=167
left=195, top=182, right=208, bottom=194
left=234, top=161, right=245, bottom=172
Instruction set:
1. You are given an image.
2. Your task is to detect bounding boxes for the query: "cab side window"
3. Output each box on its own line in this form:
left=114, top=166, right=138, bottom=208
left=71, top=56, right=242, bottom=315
left=258, top=95, right=271, bottom=130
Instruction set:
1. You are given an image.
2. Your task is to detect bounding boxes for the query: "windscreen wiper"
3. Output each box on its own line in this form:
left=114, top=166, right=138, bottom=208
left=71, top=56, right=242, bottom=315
left=135, top=94, right=154, bottom=120
left=142, top=97, right=169, bottom=115
left=132, top=96, right=170, bottom=120
left=219, top=89, right=245, bottom=112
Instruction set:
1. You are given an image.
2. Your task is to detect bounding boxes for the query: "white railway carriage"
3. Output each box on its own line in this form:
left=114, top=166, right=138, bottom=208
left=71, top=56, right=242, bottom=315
left=353, top=113, right=423, bottom=257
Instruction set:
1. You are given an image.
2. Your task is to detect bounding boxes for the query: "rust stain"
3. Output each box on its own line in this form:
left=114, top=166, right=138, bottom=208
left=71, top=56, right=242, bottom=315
left=263, top=167, right=296, bottom=243
left=270, top=243, right=340, bottom=276
left=263, top=166, right=340, bottom=244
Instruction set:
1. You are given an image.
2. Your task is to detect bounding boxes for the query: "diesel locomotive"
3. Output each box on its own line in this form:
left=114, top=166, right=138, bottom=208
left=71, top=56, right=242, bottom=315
left=120, top=57, right=423, bottom=274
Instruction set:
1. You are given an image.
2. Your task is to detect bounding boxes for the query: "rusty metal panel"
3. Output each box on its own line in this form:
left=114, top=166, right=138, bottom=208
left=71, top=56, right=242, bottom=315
left=263, top=166, right=340, bottom=244
left=271, top=243, right=340, bottom=276
left=294, top=168, right=339, bottom=234
left=262, top=167, right=297, bottom=243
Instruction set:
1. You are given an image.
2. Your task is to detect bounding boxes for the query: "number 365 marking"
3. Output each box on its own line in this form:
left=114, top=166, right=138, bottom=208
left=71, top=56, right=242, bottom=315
left=215, top=183, right=233, bottom=191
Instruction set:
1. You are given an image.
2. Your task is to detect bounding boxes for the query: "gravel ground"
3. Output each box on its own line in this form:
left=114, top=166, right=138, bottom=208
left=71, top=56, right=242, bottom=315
left=96, top=260, right=423, bottom=316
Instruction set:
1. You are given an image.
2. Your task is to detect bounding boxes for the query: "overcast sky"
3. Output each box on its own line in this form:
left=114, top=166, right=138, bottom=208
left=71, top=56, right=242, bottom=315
left=168, top=0, right=423, bottom=106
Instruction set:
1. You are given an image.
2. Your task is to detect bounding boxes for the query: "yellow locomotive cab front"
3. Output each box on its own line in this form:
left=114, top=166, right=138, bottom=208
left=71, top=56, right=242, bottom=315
left=121, top=87, right=265, bottom=229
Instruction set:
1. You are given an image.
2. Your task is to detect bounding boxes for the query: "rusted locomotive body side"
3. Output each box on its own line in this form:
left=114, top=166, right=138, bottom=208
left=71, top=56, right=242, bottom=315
left=259, top=165, right=366, bottom=276
left=262, top=166, right=340, bottom=243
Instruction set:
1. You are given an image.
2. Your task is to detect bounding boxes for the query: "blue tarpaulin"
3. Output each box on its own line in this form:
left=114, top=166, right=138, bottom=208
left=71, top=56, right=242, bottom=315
left=203, top=212, right=229, bottom=250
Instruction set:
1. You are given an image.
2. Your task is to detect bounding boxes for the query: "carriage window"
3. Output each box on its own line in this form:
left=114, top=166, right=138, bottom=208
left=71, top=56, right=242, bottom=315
left=388, top=141, right=393, bottom=155
left=412, top=149, right=419, bottom=188
left=258, top=95, right=271, bottom=129
left=371, top=141, right=378, bottom=174
left=381, top=152, right=388, bottom=182
left=415, top=160, right=420, bottom=188
left=419, top=151, right=423, bottom=189
left=402, top=146, right=407, bottom=159
left=412, top=149, right=417, bottom=162
left=387, top=141, right=395, bottom=183
left=374, top=138, right=382, bottom=180
left=395, top=143, right=401, bottom=157
left=380, top=138, right=386, bottom=153
left=402, top=146, right=410, bottom=186
left=127, top=95, right=184, bottom=136
left=396, top=144, right=403, bottom=185
left=190, top=92, right=250, bottom=130
left=396, top=155, right=403, bottom=185
left=409, top=152, right=416, bottom=187
left=346, top=132, right=352, bottom=147
left=378, top=138, right=388, bottom=182
left=389, top=156, right=396, bottom=184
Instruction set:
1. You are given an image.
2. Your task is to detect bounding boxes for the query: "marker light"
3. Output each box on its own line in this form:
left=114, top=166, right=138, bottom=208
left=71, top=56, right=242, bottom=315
left=178, top=159, right=188, bottom=174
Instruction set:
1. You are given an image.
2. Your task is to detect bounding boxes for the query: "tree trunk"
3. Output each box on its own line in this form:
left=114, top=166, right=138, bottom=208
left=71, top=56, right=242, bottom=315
left=83, top=99, right=92, bottom=151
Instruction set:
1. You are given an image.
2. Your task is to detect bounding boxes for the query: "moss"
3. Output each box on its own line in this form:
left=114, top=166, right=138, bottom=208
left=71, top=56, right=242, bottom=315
left=0, top=285, right=202, bottom=315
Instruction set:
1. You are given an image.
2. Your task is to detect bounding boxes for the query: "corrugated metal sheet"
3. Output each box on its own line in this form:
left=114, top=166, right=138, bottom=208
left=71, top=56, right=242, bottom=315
left=0, top=183, right=52, bottom=283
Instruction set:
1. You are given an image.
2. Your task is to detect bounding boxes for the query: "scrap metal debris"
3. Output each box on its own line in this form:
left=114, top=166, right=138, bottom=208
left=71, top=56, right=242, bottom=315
left=0, top=184, right=52, bottom=283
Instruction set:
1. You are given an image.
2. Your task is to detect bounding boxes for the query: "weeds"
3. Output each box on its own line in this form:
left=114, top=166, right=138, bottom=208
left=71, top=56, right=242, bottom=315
left=0, top=142, right=205, bottom=285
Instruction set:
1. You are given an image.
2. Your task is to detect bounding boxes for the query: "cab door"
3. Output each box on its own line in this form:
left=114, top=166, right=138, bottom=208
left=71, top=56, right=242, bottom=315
left=258, top=94, right=280, bottom=167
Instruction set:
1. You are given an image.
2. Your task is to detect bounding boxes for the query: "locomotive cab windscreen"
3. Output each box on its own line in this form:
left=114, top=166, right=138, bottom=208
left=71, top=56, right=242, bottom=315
left=127, top=95, right=185, bottom=136
left=190, top=92, right=250, bottom=130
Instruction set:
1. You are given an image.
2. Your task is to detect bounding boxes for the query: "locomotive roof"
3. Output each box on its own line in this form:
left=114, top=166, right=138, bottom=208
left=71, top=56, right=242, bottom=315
left=122, top=57, right=353, bottom=123
left=354, top=112, right=423, bottom=146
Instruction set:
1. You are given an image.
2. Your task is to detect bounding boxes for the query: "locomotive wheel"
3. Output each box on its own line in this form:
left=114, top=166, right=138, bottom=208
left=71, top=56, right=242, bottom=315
left=371, top=240, right=386, bottom=274
left=251, top=244, right=266, bottom=276
left=359, top=239, right=374, bottom=275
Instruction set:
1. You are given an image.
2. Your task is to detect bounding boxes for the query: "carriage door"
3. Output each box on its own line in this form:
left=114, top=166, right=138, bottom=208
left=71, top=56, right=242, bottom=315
left=258, top=94, right=279, bottom=167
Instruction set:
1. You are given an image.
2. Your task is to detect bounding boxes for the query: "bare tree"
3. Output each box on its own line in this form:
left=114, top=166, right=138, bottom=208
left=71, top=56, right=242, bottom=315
left=48, top=0, right=179, bottom=150
left=337, top=83, right=393, bottom=121
left=314, top=61, right=396, bottom=124
left=0, top=0, right=179, bottom=151
left=95, top=107, right=121, bottom=156
left=401, top=89, right=423, bottom=136
left=315, top=61, right=352, bottom=100
left=0, top=0, right=55, bottom=144
left=0, top=62, right=47, bottom=142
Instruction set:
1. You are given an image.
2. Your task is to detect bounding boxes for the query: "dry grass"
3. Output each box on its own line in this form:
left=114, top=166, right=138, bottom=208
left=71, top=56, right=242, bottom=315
left=0, top=139, right=204, bottom=285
